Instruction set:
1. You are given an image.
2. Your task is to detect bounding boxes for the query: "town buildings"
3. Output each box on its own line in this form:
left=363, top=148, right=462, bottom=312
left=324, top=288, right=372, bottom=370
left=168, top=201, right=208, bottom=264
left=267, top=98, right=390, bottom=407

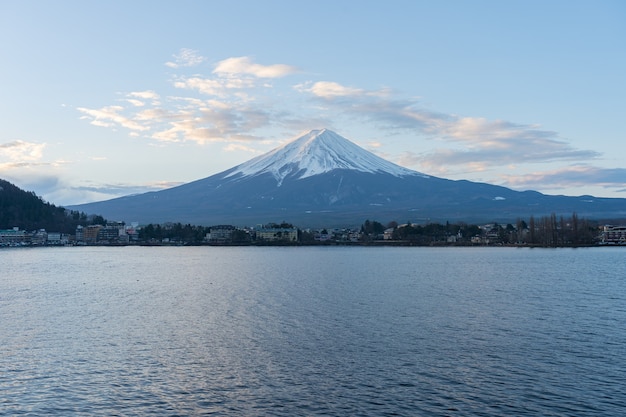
left=601, top=225, right=626, bottom=244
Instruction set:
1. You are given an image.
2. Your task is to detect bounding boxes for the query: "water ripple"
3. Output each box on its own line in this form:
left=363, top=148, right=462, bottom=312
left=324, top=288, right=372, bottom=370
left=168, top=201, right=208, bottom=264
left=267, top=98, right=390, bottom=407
left=1, top=246, right=625, bottom=415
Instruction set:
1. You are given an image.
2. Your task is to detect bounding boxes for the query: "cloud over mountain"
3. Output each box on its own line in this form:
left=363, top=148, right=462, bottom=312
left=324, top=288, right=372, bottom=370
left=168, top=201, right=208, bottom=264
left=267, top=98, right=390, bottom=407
left=68, top=52, right=624, bottom=201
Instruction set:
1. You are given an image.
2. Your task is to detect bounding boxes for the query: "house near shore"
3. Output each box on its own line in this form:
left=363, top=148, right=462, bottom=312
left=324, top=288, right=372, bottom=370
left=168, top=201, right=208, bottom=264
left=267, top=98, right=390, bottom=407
left=256, top=227, right=298, bottom=242
left=601, top=225, right=626, bottom=244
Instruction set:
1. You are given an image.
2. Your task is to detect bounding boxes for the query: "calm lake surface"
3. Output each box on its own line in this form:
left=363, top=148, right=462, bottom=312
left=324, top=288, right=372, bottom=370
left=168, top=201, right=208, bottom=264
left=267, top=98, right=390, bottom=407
left=1, top=246, right=625, bottom=416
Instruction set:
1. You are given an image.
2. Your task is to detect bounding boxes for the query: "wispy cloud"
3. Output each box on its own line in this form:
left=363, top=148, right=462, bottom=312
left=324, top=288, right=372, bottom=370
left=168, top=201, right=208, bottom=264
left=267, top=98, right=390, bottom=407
left=173, top=76, right=254, bottom=96
left=128, top=90, right=160, bottom=100
left=76, top=52, right=622, bottom=195
left=298, top=81, right=390, bottom=99
left=304, top=81, right=364, bottom=98
left=299, top=80, right=600, bottom=169
left=77, top=56, right=298, bottom=145
left=77, top=105, right=150, bottom=131
left=500, top=166, right=626, bottom=193
left=72, top=180, right=184, bottom=196
left=34, top=179, right=188, bottom=206
left=165, top=48, right=206, bottom=68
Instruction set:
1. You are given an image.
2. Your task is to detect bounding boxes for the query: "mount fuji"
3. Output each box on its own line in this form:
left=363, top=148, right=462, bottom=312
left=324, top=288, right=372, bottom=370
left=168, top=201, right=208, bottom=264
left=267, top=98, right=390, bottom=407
left=69, top=129, right=626, bottom=227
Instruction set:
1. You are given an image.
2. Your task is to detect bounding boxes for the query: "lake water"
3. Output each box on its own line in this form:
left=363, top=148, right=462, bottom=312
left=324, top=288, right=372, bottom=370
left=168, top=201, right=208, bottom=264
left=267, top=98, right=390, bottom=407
left=1, top=246, right=625, bottom=416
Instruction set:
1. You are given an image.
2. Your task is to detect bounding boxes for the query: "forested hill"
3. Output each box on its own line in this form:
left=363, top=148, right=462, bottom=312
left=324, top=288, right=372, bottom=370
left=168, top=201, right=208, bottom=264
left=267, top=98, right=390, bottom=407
left=0, top=179, right=104, bottom=233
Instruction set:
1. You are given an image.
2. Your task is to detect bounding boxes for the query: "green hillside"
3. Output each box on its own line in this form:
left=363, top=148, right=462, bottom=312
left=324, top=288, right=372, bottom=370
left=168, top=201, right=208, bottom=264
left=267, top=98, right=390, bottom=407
left=0, top=179, right=104, bottom=233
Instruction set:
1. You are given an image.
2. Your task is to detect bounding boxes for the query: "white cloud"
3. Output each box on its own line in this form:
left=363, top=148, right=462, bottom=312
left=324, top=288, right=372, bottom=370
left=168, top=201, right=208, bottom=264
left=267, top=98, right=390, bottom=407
left=77, top=105, right=149, bottom=132
left=126, top=99, right=145, bottom=107
left=173, top=76, right=254, bottom=96
left=77, top=53, right=615, bottom=196
left=0, top=140, right=46, bottom=162
left=298, top=81, right=391, bottom=99
left=299, top=81, right=602, bottom=174
left=305, top=81, right=365, bottom=98
left=214, top=56, right=297, bottom=78
left=165, top=48, right=206, bottom=68
left=134, top=108, right=174, bottom=122
left=128, top=90, right=160, bottom=100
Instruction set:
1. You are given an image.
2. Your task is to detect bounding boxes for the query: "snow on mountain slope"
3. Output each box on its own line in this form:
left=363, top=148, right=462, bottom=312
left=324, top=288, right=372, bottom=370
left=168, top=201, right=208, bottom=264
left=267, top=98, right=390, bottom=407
left=224, top=129, right=427, bottom=185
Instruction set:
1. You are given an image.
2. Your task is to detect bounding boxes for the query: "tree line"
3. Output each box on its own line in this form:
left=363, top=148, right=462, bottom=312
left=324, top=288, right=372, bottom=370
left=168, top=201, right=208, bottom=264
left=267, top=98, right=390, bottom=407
left=0, top=179, right=106, bottom=233
left=135, top=213, right=602, bottom=246
left=359, top=212, right=599, bottom=246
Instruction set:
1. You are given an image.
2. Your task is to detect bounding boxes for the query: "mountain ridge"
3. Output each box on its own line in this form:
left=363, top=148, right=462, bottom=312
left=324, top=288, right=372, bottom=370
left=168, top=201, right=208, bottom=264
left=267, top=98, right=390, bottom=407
left=68, top=129, right=626, bottom=227
left=224, top=129, right=425, bottom=185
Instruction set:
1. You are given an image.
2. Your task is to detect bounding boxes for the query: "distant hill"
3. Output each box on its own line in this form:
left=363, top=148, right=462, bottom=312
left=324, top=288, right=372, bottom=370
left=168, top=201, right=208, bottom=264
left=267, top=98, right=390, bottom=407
left=69, top=129, right=626, bottom=227
left=0, top=179, right=104, bottom=232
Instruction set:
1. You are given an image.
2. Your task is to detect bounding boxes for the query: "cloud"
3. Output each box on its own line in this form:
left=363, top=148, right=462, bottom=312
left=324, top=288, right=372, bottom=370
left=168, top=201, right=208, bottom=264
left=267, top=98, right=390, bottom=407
left=77, top=54, right=615, bottom=195
left=0, top=140, right=46, bottom=162
left=77, top=105, right=150, bottom=131
left=72, top=180, right=183, bottom=196
left=305, top=81, right=364, bottom=98
left=149, top=110, right=271, bottom=144
left=500, top=165, right=626, bottom=192
left=214, top=56, right=298, bottom=78
left=2, top=173, right=62, bottom=198
left=0, top=143, right=74, bottom=205
left=0, top=141, right=72, bottom=185
left=173, top=76, right=254, bottom=96
left=398, top=133, right=599, bottom=175
left=30, top=179, right=185, bottom=206
left=128, top=90, right=160, bottom=100
left=297, top=81, right=391, bottom=100
left=165, top=48, right=206, bottom=68
left=126, top=99, right=145, bottom=107
left=77, top=55, right=307, bottom=146
left=298, top=80, right=602, bottom=173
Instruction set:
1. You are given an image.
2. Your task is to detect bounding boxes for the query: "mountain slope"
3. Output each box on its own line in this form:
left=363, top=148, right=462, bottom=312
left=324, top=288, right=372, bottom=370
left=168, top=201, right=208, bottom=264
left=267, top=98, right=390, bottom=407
left=68, top=129, right=626, bottom=226
left=0, top=179, right=100, bottom=232
left=225, top=128, right=425, bottom=184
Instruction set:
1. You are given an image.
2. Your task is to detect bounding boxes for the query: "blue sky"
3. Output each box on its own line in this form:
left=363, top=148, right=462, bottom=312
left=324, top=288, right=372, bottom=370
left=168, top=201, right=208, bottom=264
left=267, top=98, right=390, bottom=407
left=1, top=0, right=625, bottom=205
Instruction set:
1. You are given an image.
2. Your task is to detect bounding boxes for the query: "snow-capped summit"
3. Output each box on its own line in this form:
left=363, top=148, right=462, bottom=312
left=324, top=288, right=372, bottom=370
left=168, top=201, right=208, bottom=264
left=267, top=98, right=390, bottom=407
left=69, top=128, right=626, bottom=227
left=225, top=129, right=425, bottom=185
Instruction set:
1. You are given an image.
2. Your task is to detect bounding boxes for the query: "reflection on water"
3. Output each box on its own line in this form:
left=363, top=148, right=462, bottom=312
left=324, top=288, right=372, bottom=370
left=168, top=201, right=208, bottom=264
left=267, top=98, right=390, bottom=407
left=1, top=246, right=625, bottom=415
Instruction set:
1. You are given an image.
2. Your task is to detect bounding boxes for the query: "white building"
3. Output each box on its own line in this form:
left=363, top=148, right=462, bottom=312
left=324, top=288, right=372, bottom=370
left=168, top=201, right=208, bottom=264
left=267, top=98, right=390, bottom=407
left=601, top=225, right=626, bottom=244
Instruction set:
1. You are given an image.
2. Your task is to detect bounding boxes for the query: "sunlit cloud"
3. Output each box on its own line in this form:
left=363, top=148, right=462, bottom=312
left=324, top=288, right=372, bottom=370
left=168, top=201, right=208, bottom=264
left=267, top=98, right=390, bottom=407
left=134, top=107, right=176, bottom=122
left=77, top=56, right=307, bottom=146
left=165, top=48, right=206, bottom=68
left=0, top=140, right=46, bottom=162
left=214, top=56, right=298, bottom=78
left=76, top=52, right=616, bottom=198
left=127, top=91, right=161, bottom=106
left=126, top=99, right=145, bottom=107
left=398, top=133, right=599, bottom=172
left=305, top=81, right=364, bottom=98
left=297, top=81, right=390, bottom=100
left=299, top=82, right=602, bottom=175
left=0, top=141, right=75, bottom=204
left=128, top=90, right=160, bottom=100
